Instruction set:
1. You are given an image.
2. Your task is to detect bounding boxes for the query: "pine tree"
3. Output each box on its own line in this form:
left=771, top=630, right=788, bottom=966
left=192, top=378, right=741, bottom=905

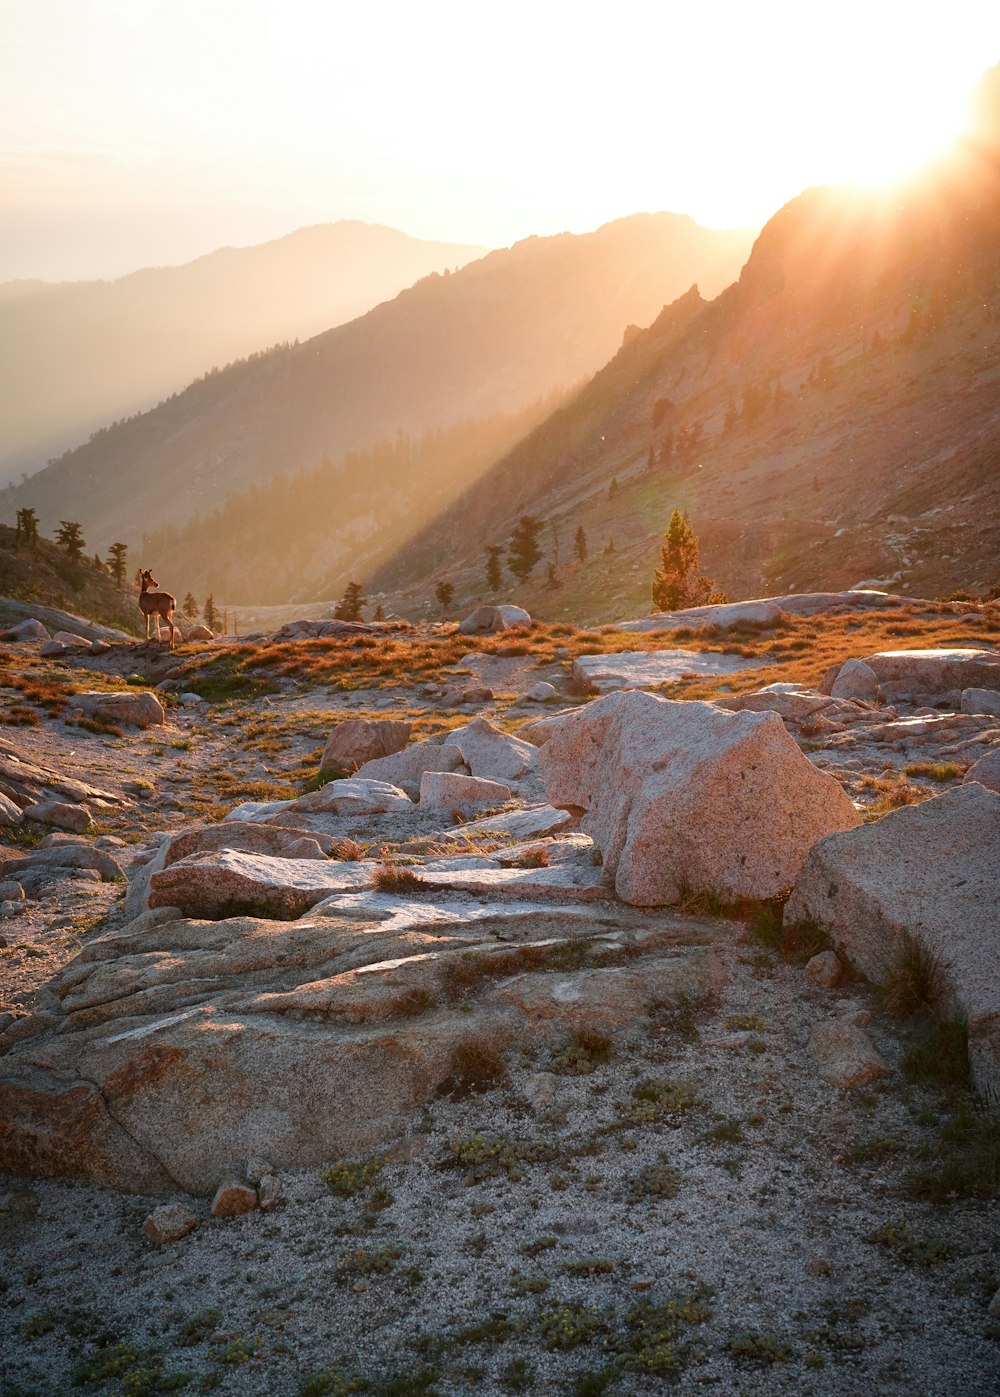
left=55, top=520, right=85, bottom=561
left=14, top=507, right=39, bottom=550
left=334, top=581, right=367, bottom=621
left=373, top=602, right=386, bottom=622
left=435, top=580, right=455, bottom=614
left=182, top=592, right=199, bottom=620
left=106, top=542, right=129, bottom=588
left=507, top=516, right=543, bottom=582
left=545, top=562, right=560, bottom=589
left=203, top=594, right=219, bottom=630
left=574, top=526, right=588, bottom=563
left=485, top=545, right=504, bottom=593
left=651, top=509, right=726, bottom=612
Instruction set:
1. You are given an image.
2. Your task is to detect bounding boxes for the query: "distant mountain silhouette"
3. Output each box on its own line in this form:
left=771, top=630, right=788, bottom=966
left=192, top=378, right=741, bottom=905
left=5, top=213, right=755, bottom=549
left=0, top=221, right=486, bottom=485
left=373, top=64, right=1000, bottom=614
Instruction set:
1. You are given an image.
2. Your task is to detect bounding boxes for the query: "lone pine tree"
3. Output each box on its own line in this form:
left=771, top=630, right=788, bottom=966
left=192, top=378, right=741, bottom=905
left=106, top=542, right=129, bottom=588
left=55, top=520, right=85, bottom=562
left=507, top=515, right=543, bottom=582
left=435, top=580, right=455, bottom=614
left=334, top=581, right=367, bottom=622
left=182, top=592, right=199, bottom=621
left=651, top=508, right=726, bottom=611
left=574, top=526, right=588, bottom=563
left=485, top=545, right=504, bottom=593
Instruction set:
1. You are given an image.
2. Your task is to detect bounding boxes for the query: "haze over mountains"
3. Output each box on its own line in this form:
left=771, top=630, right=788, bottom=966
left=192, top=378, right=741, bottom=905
left=0, top=222, right=486, bottom=485
left=5, top=213, right=754, bottom=553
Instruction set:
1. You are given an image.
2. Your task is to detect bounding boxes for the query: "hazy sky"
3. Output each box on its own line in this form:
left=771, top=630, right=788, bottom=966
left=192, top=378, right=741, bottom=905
left=3, top=0, right=999, bottom=282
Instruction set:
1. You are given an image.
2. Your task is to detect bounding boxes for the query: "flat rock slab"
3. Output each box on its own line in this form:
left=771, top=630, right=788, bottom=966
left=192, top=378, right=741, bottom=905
left=149, top=849, right=375, bottom=918
left=0, top=895, right=720, bottom=1193
left=438, top=803, right=573, bottom=843
left=573, top=649, right=771, bottom=694
left=787, top=783, right=1000, bottom=1102
left=613, top=591, right=913, bottom=633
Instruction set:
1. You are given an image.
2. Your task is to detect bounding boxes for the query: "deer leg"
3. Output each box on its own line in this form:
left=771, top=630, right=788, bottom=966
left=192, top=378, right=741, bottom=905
left=167, top=612, right=176, bottom=649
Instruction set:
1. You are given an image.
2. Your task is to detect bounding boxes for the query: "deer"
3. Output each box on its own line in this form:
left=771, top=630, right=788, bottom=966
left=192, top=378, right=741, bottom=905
left=138, top=569, right=178, bottom=648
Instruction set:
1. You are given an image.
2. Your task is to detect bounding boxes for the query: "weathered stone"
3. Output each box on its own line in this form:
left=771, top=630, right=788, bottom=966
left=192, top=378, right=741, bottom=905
left=211, top=1177, right=258, bottom=1218
left=527, top=682, right=559, bottom=702
left=0, top=880, right=25, bottom=901
left=186, top=624, right=214, bottom=641
left=808, top=1020, right=889, bottom=1089
left=149, top=849, right=373, bottom=918
left=830, top=659, right=881, bottom=702
left=439, top=683, right=495, bottom=707
left=862, top=649, right=1000, bottom=694
left=23, top=801, right=91, bottom=834
left=2, top=618, right=50, bottom=641
left=288, top=778, right=413, bottom=817
left=70, top=691, right=166, bottom=728
left=0, top=792, right=23, bottom=827
left=804, top=950, right=843, bottom=989
left=257, top=1174, right=282, bottom=1211
left=419, top=770, right=511, bottom=816
left=515, top=710, right=578, bottom=747
left=539, top=691, right=861, bottom=906
left=144, top=1202, right=199, bottom=1244
left=457, top=604, right=531, bottom=634
left=39, top=640, right=66, bottom=657
left=717, top=684, right=838, bottom=723
left=964, top=748, right=1000, bottom=794
left=787, top=784, right=1000, bottom=1101
left=439, top=804, right=573, bottom=843
left=52, top=631, right=91, bottom=649
left=448, top=716, right=537, bottom=783
left=1, top=843, right=124, bottom=885
left=573, top=649, right=771, bottom=694
left=89, top=639, right=112, bottom=656
left=961, top=688, right=1000, bottom=716
left=355, top=741, right=465, bottom=797
left=616, top=598, right=786, bottom=632
left=319, top=718, right=412, bottom=777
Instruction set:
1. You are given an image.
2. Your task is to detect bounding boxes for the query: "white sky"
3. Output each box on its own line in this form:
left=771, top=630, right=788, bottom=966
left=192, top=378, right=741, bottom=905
left=2, top=0, right=999, bottom=280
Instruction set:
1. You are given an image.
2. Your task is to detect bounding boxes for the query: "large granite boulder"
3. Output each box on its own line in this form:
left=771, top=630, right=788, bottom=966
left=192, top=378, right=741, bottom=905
left=448, top=717, right=537, bottom=784
left=319, top=718, right=412, bottom=777
left=538, top=691, right=861, bottom=906
left=419, top=771, right=511, bottom=817
left=964, top=748, right=1000, bottom=794
left=457, top=604, right=531, bottom=635
left=355, top=739, right=465, bottom=798
left=786, top=784, right=1000, bottom=1103
left=860, top=649, right=1000, bottom=695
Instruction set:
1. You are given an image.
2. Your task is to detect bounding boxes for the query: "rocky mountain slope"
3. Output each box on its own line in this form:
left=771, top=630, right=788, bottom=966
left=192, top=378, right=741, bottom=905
left=0, top=222, right=485, bottom=487
left=2, top=214, right=755, bottom=552
left=374, top=70, right=1000, bottom=620
left=0, top=592, right=998, bottom=1393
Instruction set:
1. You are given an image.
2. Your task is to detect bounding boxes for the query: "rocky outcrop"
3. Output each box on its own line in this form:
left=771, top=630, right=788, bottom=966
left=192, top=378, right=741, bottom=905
left=0, top=895, right=723, bottom=1193
left=539, top=691, right=861, bottom=906
left=419, top=771, right=511, bottom=817
left=964, top=748, right=1000, bottom=794
left=457, top=604, right=531, bottom=635
left=786, top=784, right=1000, bottom=1102
left=447, top=717, right=537, bottom=784
left=319, top=718, right=412, bottom=777
left=572, top=649, right=771, bottom=694
left=23, top=801, right=91, bottom=834
left=861, top=649, right=1000, bottom=696
left=962, top=688, right=1000, bottom=716
left=355, top=739, right=465, bottom=798
left=830, top=659, right=881, bottom=702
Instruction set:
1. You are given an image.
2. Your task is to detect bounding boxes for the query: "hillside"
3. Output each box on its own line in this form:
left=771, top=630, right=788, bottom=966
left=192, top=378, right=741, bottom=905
left=374, top=74, right=1000, bottom=621
left=0, top=524, right=139, bottom=633
left=2, top=214, right=756, bottom=552
left=0, top=222, right=485, bottom=486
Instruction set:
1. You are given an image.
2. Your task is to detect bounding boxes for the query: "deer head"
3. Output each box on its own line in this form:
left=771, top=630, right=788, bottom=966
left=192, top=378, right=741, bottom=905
left=140, top=569, right=157, bottom=591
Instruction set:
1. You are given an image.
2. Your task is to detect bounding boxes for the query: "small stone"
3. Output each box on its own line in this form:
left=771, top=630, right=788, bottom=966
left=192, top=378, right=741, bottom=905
left=0, top=881, right=24, bottom=902
left=807, top=1258, right=832, bottom=1277
left=353, top=1281, right=368, bottom=1293
left=144, top=1202, right=198, bottom=1244
left=804, top=950, right=842, bottom=989
left=524, top=1072, right=559, bottom=1109
left=210, top=1177, right=258, bottom=1219
left=808, top=1020, right=889, bottom=1090
left=0, top=793, right=24, bottom=827
left=629, top=1277, right=655, bottom=1291
left=257, top=1175, right=282, bottom=1211
left=244, top=1156, right=275, bottom=1185
left=527, top=682, right=558, bottom=702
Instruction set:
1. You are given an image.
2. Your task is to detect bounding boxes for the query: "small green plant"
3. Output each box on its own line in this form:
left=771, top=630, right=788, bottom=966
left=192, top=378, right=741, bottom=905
left=882, top=936, right=947, bottom=1020
left=338, top=1245, right=403, bottom=1276
left=907, top=1107, right=1000, bottom=1202
left=551, top=1028, right=612, bottom=1076
left=73, top=1342, right=193, bottom=1392
left=319, top=1155, right=384, bottom=1197
left=563, top=1257, right=616, bottom=1277
left=537, top=1303, right=604, bottom=1350
left=176, top=1308, right=221, bottom=1347
left=867, top=1219, right=950, bottom=1267
left=727, top=1330, right=794, bottom=1364
left=370, top=861, right=427, bottom=893
left=904, top=761, right=962, bottom=782
left=708, top=1118, right=746, bottom=1145
left=20, top=1312, right=56, bottom=1340
left=724, top=1013, right=765, bottom=1031
left=627, top=1155, right=681, bottom=1202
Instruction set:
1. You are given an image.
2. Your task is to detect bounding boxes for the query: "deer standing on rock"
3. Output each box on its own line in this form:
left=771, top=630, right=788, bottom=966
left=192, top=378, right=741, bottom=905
left=138, top=569, right=177, bottom=647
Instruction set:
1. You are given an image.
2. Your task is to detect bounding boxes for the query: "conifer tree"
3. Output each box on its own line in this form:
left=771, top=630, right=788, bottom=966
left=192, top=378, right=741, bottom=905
left=435, top=581, right=455, bottom=614
left=14, top=507, right=39, bottom=550
left=203, top=594, right=219, bottom=630
left=182, top=592, right=199, bottom=620
left=574, top=526, right=588, bottom=563
left=507, top=516, right=543, bottom=582
left=106, top=542, right=129, bottom=588
left=651, top=509, right=726, bottom=611
left=485, top=545, right=504, bottom=593
left=55, top=520, right=85, bottom=561
left=373, top=602, right=386, bottom=621
left=334, top=581, right=367, bottom=621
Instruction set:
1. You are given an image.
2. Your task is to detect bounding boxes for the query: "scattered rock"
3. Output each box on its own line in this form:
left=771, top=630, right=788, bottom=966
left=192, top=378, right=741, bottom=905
left=829, top=659, right=881, bottom=702
left=448, top=716, right=537, bottom=783
left=808, top=1019, right=889, bottom=1089
left=457, top=604, right=531, bottom=634
left=23, top=801, right=91, bottom=834
left=419, top=770, right=511, bottom=816
left=186, top=624, right=214, bottom=641
left=439, top=683, right=494, bottom=707
left=804, top=950, right=842, bottom=988
left=964, top=748, right=1000, bottom=794
left=257, top=1174, right=282, bottom=1211
left=787, top=783, right=1000, bottom=1101
left=961, top=687, right=1000, bottom=716
left=149, top=848, right=373, bottom=918
left=210, top=1177, right=258, bottom=1218
left=0, top=793, right=23, bottom=827
left=319, top=718, right=412, bottom=777
left=144, top=1202, right=199, bottom=1244
left=69, top=691, right=166, bottom=729
left=0, top=880, right=25, bottom=901
left=524, top=1071, right=559, bottom=1108
left=288, top=778, right=414, bottom=817
left=527, top=682, right=559, bottom=702
left=438, top=803, right=573, bottom=843
left=862, top=648, right=1000, bottom=695
left=2, top=618, right=50, bottom=641
left=52, top=631, right=91, bottom=649
left=539, top=691, right=861, bottom=906
left=355, top=740, right=465, bottom=798
left=88, top=639, right=111, bottom=656
left=616, top=598, right=786, bottom=632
